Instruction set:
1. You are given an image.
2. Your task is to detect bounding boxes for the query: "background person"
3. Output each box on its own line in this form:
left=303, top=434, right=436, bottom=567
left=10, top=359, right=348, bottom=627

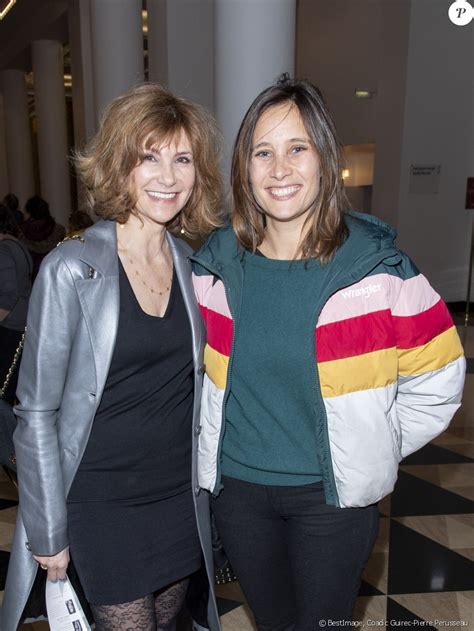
left=2, top=194, right=23, bottom=226
left=66, top=209, right=94, bottom=238
left=0, top=203, right=32, bottom=405
left=192, top=75, right=465, bottom=631
left=20, top=195, right=66, bottom=280
left=1, top=83, right=222, bottom=631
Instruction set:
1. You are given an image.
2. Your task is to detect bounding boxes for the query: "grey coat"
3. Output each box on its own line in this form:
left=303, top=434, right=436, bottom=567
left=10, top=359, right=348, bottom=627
left=0, top=220, right=220, bottom=631
left=0, top=237, right=32, bottom=332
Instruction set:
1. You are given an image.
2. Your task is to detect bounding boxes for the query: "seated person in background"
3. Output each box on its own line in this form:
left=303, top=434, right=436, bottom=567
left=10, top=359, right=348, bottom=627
left=66, top=209, right=94, bottom=238
left=3, top=193, right=23, bottom=226
left=20, top=195, right=66, bottom=279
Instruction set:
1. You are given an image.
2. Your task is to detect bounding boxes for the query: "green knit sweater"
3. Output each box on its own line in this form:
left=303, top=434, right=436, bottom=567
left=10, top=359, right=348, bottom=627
left=222, top=250, right=329, bottom=486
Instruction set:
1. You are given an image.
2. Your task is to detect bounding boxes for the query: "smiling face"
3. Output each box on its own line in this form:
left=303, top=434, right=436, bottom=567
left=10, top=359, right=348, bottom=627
left=129, top=129, right=196, bottom=227
left=249, top=102, right=321, bottom=231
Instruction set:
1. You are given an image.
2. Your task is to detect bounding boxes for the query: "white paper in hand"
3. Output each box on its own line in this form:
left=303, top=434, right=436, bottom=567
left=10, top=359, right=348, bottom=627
left=45, top=575, right=91, bottom=631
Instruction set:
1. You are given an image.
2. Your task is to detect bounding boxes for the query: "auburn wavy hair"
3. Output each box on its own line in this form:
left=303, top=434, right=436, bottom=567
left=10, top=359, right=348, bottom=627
left=231, top=74, right=348, bottom=261
left=75, top=83, right=223, bottom=238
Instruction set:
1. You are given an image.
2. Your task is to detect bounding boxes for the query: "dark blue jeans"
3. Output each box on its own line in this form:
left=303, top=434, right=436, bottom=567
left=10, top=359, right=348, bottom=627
left=211, top=476, right=379, bottom=631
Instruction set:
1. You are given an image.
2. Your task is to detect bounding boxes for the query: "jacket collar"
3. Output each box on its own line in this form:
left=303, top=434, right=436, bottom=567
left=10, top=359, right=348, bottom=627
left=78, top=219, right=193, bottom=276
left=79, top=219, right=118, bottom=276
left=192, top=223, right=242, bottom=272
left=193, top=211, right=400, bottom=275
left=336, top=211, right=401, bottom=281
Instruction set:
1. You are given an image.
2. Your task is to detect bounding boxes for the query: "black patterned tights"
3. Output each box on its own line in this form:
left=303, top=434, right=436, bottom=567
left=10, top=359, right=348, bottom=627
left=90, top=578, right=189, bottom=631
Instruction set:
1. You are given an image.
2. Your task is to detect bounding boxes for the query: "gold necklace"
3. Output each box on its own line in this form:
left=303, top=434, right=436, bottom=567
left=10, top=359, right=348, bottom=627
left=117, top=224, right=173, bottom=296
left=123, top=254, right=172, bottom=296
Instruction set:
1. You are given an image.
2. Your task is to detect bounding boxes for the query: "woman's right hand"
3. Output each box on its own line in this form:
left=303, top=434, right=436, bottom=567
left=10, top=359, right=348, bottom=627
left=33, top=546, right=70, bottom=581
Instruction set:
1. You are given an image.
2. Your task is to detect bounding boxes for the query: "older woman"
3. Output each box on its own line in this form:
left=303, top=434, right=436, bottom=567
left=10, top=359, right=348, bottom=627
left=1, top=83, right=222, bottom=631
left=192, top=75, right=465, bottom=630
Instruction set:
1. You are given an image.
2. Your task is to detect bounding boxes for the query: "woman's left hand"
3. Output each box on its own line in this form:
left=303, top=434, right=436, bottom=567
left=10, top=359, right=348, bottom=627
left=33, top=546, right=70, bottom=581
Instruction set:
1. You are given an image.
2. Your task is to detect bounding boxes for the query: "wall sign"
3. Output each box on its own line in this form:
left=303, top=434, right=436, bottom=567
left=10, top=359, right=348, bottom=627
left=409, top=164, right=441, bottom=194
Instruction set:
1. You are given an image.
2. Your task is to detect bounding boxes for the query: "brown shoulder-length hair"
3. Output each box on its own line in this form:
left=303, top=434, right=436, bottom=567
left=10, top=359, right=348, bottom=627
left=75, top=83, right=223, bottom=238
left=232, top=74, right=348, bottom=261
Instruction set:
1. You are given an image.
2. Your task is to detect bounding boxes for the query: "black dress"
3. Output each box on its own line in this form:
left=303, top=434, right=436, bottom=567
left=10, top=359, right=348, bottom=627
left=67, top=259, right=202, bottom=605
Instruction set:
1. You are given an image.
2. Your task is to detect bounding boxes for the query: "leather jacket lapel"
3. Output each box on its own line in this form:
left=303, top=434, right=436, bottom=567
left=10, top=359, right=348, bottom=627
left=75, top=277, right=119, bottom=400
left=73, top=225, right=203, bottom=400
left=167, top=232, right=204, bottom=367
left=77, top=220, right=120, bottom=400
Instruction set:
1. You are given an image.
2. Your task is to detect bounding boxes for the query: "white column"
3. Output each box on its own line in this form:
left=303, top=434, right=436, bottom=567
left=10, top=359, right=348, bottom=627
left=147, top=0, right=168, bottom=86
left=32, top=39, right=71, bottom=228
left=0, top=70, right=35, bottom=207
left=89, top=0, right=143, bottom=124
left=147, top=0, right=215, bottom=112
left=68, top=0, right=96, bottom=145
left=68, top=0, right=96, bottom=211
left=215, top=0, right=296, bottom=175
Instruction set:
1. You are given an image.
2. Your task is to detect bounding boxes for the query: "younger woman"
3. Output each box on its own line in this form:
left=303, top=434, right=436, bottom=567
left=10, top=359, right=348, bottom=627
left=192, top=75, right=465, bottom=631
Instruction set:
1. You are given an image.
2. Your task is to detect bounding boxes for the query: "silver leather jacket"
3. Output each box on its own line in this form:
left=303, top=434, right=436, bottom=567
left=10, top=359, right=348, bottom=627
left=0, top=220, right=220, bottom=631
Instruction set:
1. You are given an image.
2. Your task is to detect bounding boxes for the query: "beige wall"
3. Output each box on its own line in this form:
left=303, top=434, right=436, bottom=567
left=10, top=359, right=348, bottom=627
left=296, top=0, right=474, bottom=301
left=296, top=0, right=381, bottom=146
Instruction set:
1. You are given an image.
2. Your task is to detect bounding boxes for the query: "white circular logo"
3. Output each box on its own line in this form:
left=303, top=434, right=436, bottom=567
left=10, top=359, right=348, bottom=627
left=448, top=0, right=473, bottom=25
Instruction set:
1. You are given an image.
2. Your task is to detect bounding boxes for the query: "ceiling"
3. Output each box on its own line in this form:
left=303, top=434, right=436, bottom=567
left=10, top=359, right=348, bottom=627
left=0, top=0, right=68, bottom=72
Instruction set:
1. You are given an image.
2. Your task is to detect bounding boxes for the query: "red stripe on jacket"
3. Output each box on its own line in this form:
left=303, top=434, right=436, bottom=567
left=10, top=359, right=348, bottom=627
left=392, top=299, right=454, bottom=349
left=200, top=306, right=233, bottom=357
left=202, top=298, right=454, bottom=365
left=316, top=309, right=395, bottom=362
